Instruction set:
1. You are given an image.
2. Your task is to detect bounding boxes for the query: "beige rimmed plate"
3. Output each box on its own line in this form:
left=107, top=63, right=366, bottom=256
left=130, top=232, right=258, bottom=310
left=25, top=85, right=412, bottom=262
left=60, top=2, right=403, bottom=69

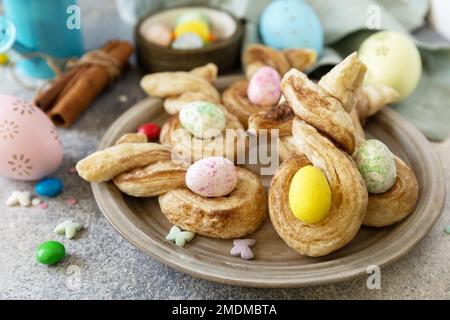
left=91, top=76, right=445, bottom=288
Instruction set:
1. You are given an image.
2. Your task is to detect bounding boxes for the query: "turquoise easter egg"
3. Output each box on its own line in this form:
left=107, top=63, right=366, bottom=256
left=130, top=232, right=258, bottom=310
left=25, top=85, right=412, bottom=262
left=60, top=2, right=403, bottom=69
left=259, top=0, right=324, bottom=54
left=35, top=177, right=63, bottom=197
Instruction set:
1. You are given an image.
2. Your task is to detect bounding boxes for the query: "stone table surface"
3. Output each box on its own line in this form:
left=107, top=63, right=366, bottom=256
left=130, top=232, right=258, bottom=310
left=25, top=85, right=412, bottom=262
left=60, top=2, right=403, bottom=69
left=0, top=1, right=449, bottom=299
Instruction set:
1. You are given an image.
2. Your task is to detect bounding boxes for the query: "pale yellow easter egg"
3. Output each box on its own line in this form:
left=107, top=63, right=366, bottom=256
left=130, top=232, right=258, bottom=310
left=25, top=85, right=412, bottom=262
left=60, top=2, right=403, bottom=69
left=358, top=31, right=422, bottom=101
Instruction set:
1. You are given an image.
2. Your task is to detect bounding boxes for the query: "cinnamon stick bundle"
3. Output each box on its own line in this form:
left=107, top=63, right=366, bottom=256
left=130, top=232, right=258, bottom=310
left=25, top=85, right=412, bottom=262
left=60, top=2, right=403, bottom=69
left=34, top=40, right=133, bottom=127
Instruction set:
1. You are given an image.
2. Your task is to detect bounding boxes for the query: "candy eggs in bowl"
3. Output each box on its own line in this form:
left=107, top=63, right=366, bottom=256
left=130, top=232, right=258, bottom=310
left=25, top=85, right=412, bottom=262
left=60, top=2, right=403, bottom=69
left=136, top=6, right=244, bottom=73
left=0, top=95, right=63, bottom=181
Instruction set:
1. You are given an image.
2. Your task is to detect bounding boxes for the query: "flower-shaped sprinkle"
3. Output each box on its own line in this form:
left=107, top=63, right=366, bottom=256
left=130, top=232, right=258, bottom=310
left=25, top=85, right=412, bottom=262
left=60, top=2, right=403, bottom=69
left=7, top=154, right=33, bottom=177
left=231, top=239, right=256, bottom=260
left=165, top=226, right=195, bottom=247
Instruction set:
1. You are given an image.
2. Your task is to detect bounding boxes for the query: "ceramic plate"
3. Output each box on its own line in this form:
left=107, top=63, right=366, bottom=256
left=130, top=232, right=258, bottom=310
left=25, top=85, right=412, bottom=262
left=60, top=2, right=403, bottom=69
left=91, top=76, right=445, bottom=288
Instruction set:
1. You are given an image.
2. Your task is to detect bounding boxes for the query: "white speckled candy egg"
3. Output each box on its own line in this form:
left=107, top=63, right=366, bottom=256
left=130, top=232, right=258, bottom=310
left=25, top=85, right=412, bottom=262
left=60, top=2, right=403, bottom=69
left=247, top=66, right=282, bottom=107
left=355, top=139, right=397, bottom=194
left=0, top=95, right=63, bottom=181
left=179, top=101, right=226, bottom=139
left=358, top=31, right=422, bottom=101
left=142, top=22, right=173, bottom=47
left=186, top=156, right=238, bottom=197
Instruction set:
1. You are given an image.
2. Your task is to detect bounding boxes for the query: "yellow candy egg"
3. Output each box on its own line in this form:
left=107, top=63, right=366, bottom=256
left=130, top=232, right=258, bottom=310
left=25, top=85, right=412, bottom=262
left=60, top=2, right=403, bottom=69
left=358, top=31, right=422, bottom=101
left=175, top=20, right=210, bottom=43
left=288, top=165, right=331, bottom=224
left=0, top=53, right=9, bottom=65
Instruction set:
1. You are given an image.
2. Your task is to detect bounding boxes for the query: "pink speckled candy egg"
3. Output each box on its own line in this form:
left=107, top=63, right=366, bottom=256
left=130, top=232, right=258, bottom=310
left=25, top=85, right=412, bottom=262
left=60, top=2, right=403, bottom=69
left=0, top=95, right=63, bottom=181
left=185, top=157, right=238, bottom=197
left=142, top=22, right=173, bottom=47
left=247, top=66, right=281, bottom=107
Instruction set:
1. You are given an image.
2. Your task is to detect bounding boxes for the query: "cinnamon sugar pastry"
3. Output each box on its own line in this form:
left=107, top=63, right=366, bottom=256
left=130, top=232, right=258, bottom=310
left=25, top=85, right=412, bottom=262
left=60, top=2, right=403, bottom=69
left=160, top=107, right=247, bottom=163
left=269, top=69, right=368, bottom=257
left=140, top=63, right=221, bottom=114
left=222, top=44, right=316, bottom=126
left=249, top=54, right=399, bottom=159
left=76, top=134, right=266, bottom=239
left=325, top=58, right=417, bottom=227
left=263, top=56, right=418, bottom=229
left=243, top=44, right=316, bottom=79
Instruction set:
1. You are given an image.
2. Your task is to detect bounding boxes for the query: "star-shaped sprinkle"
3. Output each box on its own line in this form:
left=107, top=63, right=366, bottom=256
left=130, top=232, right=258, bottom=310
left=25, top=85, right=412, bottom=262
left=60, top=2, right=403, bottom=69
left=6, top=191, right=31, bottom=207
left=54, top=220, right=83, bottom=239
left=165, top=226, right=195, bottom=247
left=231, top=239, right=256, bottom=260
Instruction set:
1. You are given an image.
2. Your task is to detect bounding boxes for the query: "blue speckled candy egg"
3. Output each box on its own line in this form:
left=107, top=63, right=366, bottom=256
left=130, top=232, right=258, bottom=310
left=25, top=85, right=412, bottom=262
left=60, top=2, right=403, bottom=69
left=172, top=32, right=204, bottom=50
left=259, top=0, right=324, bottom=54
left=35, top=177, right=63, bottom=197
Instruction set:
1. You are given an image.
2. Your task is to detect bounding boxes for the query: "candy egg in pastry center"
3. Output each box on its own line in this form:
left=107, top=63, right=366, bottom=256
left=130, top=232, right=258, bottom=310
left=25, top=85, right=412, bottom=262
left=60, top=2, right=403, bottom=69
left=185, top=156, right=238, bottom=197
left=288, top=165, right=331, bottom=224
left=355, top=139, right=397, bottom=194
left=179, top=101, right=226, bottom=139
left=247, top=66, right=282, bottom=107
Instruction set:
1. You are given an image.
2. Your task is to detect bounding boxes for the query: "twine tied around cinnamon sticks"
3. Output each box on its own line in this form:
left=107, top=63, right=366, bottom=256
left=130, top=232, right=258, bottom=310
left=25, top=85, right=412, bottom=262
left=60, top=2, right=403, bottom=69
left=65, top=49, right=122, bottom=82
left=33, top=40, right=133, bottom=128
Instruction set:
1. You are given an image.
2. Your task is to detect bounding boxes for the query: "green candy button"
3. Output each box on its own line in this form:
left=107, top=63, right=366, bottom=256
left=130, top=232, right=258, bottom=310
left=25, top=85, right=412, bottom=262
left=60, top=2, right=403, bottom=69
left=35, top=240, right=65, bottom=265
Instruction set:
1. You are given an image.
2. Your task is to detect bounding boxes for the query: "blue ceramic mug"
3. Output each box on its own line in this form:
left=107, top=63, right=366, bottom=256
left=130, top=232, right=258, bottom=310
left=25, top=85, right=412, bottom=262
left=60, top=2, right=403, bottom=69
left=1, top=0, right=84, bottom=78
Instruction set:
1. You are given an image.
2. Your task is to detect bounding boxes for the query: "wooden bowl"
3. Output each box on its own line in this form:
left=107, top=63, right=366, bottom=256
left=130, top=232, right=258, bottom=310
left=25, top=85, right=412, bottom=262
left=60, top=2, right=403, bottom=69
left=90, top=75, right=446, bottom=288
left=136, top=6, right=244, bottom=73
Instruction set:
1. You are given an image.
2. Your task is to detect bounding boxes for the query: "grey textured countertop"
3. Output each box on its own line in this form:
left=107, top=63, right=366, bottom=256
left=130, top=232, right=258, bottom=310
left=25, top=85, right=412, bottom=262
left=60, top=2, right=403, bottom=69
left=0, top=1, right=449, bottom=299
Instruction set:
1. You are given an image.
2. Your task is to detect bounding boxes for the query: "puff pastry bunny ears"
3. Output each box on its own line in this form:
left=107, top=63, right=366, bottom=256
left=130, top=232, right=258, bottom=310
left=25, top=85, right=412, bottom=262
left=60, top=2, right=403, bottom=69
left=269, top=67, right=369, bottom=257
left=76, top=133, right=266, bottom=239
left=140, top=63, right=221, bottom=115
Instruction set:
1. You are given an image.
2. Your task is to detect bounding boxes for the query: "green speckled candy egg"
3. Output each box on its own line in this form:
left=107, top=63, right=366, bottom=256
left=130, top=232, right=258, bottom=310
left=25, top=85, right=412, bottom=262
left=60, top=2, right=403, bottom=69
left=356, top=139, right=397, bottom=194
left=179, top=101, right=226, bottom=139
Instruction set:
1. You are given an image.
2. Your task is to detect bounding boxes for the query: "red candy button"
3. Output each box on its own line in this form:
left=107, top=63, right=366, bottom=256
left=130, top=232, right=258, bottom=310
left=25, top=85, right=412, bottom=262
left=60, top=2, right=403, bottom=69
left=137, top=123, right=161, bottom=140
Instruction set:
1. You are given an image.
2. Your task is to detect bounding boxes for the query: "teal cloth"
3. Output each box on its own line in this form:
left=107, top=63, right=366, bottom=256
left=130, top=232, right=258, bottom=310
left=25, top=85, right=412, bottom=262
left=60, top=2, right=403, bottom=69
left=159, top=0, right=450, bottom=140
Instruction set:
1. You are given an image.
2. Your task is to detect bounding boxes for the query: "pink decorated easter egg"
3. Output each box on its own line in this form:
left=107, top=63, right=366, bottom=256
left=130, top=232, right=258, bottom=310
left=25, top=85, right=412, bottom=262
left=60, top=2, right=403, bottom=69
left=0, top=95, right=63, bottom=181
left=185, top=157, right=238, bottom=197
left=247, top=66, right=281, bottom=107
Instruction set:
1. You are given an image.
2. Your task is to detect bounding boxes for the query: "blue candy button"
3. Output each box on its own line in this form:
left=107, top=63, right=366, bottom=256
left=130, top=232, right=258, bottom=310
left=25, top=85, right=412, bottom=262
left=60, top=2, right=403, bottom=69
left=35, top=178, right=63, bottom=197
